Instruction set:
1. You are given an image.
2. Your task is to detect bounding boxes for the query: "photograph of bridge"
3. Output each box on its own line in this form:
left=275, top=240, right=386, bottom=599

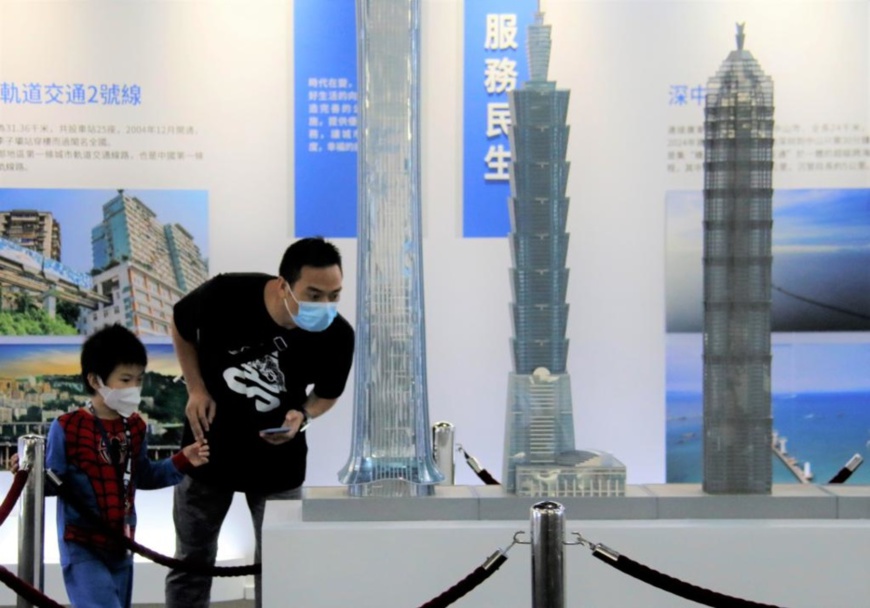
left=0, top=188, right=208, bottom=337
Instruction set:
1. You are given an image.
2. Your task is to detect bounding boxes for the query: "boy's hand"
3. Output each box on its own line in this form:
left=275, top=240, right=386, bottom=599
left=8, top=453, right=19, bottom=474
left=182, top=440, right=210, bottom=467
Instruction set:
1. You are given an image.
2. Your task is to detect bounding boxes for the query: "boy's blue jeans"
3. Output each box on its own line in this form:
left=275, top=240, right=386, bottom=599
left=63, top=554, right=133, bottom=608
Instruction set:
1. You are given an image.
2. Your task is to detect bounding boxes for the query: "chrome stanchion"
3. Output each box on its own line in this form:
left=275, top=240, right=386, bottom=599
left=432, top=421, right=455, bottom=485
left=530, top=501, right=565, bottom=608
left=17, top=434, right=45, bottom=608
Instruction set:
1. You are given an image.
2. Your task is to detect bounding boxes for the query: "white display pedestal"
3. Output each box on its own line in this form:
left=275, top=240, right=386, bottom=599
left=262, top=485, right=870, bottom=608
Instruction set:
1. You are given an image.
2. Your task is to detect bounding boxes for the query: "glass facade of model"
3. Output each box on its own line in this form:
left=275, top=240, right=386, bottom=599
left=338, top=0, right=442, bottom=497
left=702, top=24, right=775, bottom=494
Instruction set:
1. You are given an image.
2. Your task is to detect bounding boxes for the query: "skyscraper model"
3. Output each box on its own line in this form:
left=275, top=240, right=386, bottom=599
left=503, top=8, right=624, bottom=497
left=338, top=0, right=443, bottom=497
left=702, top=23, right=775, bottom=494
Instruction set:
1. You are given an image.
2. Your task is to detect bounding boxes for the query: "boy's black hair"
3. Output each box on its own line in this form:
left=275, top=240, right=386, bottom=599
left=80, top=324, right=148, bottom=394
left=278, top=237, right=342, bottom=285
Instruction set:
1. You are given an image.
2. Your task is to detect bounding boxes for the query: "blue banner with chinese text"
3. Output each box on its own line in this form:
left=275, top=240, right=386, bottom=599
left=294, top=0, right=358, bottom=237
left=463, top=0, right=534, bottom=237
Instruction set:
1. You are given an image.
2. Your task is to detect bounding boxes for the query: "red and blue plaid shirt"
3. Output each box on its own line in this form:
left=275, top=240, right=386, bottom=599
left=46, top=407, right=189, bottom=563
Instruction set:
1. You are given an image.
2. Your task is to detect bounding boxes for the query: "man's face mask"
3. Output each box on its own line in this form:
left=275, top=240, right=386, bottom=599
left=283, top=284, right=338, bottom=332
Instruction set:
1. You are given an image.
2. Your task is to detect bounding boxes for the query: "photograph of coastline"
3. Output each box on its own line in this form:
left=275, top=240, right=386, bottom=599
left=667, top=188, right=870, bottom=333
left=666, top=188, right=870, bottom=483
left=667, top=333, right=870, bottom=483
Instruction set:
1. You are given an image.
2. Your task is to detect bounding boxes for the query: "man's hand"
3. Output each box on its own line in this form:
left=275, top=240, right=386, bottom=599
left=259, top=409, right=307, bottom=445
left=8, top=453, right=19, bottom=474
left=185, top=390, right=216, bottom=442
left=182, top=439, right=210, bottom=467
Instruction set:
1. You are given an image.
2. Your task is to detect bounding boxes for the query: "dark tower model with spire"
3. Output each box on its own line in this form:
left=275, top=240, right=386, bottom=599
left=702, top=23, right=775, bottom=494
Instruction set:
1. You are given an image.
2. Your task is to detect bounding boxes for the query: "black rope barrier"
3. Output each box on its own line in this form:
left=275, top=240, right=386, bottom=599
left=0, top=469, right=29, bottom=528
left=589, top=543, right=787, bottom=608
left=0, top=565, right=65, bottom=608
left=47, top=472, right=259, bottom=577
left=457, top=445, right=500, bottom=485
left=416, top=549, right=509, bottom=608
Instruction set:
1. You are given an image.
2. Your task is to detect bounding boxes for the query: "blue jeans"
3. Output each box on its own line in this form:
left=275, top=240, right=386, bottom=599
left=63, top=554, right=133, bottom=608
left=164, top=476, right=301, bottom=608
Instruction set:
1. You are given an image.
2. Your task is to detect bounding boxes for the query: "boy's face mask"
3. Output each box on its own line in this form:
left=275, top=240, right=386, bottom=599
left=97, top=381, right=142, bottom=418
left=283, top=285, right=338, bottom=333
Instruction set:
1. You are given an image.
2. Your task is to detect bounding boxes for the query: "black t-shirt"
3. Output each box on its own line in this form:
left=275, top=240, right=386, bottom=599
left=173, top=272, right=354, bottom=493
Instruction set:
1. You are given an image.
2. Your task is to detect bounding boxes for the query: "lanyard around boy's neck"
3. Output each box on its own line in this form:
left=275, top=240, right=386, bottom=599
left=88, top=403, right=133, bottom=515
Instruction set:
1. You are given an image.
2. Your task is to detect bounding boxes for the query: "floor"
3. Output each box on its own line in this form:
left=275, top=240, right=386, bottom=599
left=2, top=602, right=254, bottom=608
left=137, top=603, right=253, bottom=608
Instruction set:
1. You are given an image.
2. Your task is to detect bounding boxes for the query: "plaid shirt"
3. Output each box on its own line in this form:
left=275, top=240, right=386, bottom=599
left=59, top=409, right=142, bottom=551
left=46, top=407, right=189, bottom=563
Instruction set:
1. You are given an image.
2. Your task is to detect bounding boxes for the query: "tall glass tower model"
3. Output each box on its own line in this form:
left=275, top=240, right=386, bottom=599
left=702, top=23, right=775, bottom=494
left=338, top=0, right=442, bottom=497
left=503, top=9, right=573, bottom=495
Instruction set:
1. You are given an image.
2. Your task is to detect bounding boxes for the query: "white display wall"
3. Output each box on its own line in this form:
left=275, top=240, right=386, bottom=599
left=0, top=0, right=868, bottom=604
left=0, top=0, right=865, bottom=537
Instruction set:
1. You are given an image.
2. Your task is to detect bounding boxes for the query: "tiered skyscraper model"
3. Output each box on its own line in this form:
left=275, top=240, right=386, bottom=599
left=338, top=0, right=443, bottom=497
left=702, top=23, right=775, bottom=494
left=502, top=10, right=625, bottom=497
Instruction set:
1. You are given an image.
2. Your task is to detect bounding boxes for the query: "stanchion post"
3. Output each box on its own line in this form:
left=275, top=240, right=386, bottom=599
left=17, top=434, right=45, bottom=608
left=432, top=421, right=455, bottom=485
left=530, top=501, right=565, bottom=608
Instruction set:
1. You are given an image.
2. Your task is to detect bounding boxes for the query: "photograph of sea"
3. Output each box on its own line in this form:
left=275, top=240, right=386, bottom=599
left=667, top=333, right=870, bottom=484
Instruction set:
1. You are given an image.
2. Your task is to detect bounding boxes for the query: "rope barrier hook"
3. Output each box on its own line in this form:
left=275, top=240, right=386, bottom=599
left=565, top=531, right=620, bottom=561
left=511, top=530, right=530, bottom=546
left=564, top=531, right=591, bottom=548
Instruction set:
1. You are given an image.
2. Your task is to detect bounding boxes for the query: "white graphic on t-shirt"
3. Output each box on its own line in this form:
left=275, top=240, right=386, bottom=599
left=223, top=352, right=286, bottom=412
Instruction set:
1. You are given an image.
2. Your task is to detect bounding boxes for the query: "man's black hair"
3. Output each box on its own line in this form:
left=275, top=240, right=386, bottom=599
left=80, top=324, right=148, bottom=395
left=278, top=236, right=342, bottom=285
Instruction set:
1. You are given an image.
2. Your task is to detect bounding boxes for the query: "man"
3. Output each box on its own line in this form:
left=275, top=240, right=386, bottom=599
left=165, top=237, right=355, bottom=608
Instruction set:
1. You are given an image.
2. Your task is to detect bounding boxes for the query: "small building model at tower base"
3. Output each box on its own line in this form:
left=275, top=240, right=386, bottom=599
left=516, top=449, right=626, bottom=497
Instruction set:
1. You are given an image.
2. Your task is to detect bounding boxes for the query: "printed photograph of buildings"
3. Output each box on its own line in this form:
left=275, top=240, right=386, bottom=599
left=0, top=341, right=186, bottom=469
left=0, top=188, right=208, bottom=337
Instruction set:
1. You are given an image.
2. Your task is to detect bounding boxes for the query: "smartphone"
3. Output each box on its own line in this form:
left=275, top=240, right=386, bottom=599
left=261, top=427, right=290, bottom=435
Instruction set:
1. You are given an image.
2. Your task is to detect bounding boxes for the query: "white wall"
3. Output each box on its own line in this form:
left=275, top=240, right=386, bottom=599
left=0, top=0, right=867, bottom=604
left=303, top=0, right=870, bottom=488
left=0, top=0, right=866, bottom=493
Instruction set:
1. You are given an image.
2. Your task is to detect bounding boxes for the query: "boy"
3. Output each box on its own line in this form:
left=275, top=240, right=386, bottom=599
left=46, top=324, right=208, bottom=608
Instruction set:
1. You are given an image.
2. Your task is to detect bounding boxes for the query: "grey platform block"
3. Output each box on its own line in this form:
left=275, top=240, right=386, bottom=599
left=301, top=485, right=479, bottom=522
left=646, top=483, right=839, bottom=519
left=818, top=485, right=870, bottom=519
left=473, top=484, right=657, bottom=520
left=298, top=484, right=859, bottom=522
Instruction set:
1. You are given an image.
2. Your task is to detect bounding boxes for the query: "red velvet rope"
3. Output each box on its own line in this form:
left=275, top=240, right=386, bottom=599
left=476, top=469, right=500, bottom=485
left=416, top=553, right=508, bottom=608
left=592, top=549, right=786, bottom=608
left=51, top=478, right=259, bottom=577
left=0, top=469, right=29, bottom=528
left=0, top=565, right=65, bottom=608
